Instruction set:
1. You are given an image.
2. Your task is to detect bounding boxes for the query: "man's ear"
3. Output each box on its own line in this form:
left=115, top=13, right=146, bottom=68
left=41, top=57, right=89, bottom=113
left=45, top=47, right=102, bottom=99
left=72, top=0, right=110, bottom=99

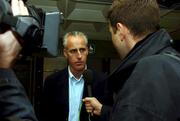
left=63, top=48, right=68, bottom=58
left=117, top=23, right=130, bottom=35
left=116, top=23, right=125, bottom=41
left=116, top=23, right=129, bottom=41
left=116, top=23, right=123, bottom=31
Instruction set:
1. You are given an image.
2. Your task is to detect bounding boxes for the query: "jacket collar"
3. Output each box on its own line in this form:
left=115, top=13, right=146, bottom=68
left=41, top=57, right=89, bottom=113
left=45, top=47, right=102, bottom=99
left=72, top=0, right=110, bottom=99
left=108, top=29, right=173, bottom=92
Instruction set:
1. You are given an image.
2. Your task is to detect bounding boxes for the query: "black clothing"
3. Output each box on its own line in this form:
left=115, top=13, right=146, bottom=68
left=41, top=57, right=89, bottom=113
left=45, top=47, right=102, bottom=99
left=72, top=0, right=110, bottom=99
left=39, top=68, right=113, bottom=121
left=109, top=29, right=180, bottom=121
left=0, top=69, right=38, bottom=121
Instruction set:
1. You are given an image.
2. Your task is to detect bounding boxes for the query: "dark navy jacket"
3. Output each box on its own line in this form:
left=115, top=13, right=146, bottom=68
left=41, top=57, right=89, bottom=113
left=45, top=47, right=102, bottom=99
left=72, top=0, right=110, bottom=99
left=0, top=69, right=38, bottom=121
left=108, top=29, right=180, bottom=121
left=39, top=68, right=113, bottom=121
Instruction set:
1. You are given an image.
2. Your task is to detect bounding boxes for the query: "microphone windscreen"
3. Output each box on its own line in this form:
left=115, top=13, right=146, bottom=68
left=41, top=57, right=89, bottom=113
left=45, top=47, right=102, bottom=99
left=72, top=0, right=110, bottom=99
left=83, top=69, right=93, bottom=84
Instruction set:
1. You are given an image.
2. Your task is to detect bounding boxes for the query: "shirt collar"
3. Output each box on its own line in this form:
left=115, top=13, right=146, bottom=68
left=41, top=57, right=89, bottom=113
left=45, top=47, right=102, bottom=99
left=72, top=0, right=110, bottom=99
left=68, top=66, right=87, bottom=81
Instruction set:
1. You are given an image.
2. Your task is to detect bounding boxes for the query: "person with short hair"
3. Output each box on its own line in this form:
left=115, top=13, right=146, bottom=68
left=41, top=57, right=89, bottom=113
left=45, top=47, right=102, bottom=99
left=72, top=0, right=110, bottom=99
left=83, top=0, right=180, bottom=120
left=39, top=31, right=113, bottom=121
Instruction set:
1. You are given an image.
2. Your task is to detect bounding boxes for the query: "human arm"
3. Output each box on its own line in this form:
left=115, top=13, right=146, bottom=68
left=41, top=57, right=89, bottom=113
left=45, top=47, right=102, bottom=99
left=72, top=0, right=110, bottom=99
left=109, top=56, right=179, bottom=121
left=83, top=97, right=103, bottom=116
left=83, top=97, right=112, bottom=121
left=0, top=69, right=38, bottom=121
left=0, top=0, right=37, bottom=120
left=0, top=30, right=21, bottom=68
left=0, top=0, right=29, bottom=69
left=83, top=70, right=114, bottom=120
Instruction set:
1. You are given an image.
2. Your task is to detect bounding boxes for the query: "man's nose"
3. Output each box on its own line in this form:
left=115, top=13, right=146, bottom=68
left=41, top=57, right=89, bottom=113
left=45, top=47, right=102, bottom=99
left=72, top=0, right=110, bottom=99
left=77, top=50, right=82, bottom=57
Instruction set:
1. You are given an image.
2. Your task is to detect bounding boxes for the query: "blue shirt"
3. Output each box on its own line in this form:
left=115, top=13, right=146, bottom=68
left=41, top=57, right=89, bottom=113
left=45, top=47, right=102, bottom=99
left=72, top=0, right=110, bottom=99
left=68, top=67, right=84, bottom=121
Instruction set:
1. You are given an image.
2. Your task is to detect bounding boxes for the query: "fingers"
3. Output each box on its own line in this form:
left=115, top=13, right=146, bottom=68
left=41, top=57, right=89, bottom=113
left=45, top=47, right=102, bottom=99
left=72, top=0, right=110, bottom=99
left=83, top=97, right=92, bottom=101
left=0, top=31, right=22, bottom=68
left=85, top=102, right=93, bottom=112
left=0, top=31, right=22, bottom=53
left=11, top=0, right=29, bottom=16
left=83, top=97, right=102, bottom=116
left=18, top=0, right=29, bottom=15
left=83, top=98, right=93, bottom=113
left=11, top=0, right=20, bottom=16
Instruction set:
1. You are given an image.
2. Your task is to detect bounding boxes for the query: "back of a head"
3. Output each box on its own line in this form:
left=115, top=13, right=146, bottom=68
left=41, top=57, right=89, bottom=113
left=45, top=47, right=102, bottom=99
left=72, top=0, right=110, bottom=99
left=107, top=0, right=160, bottom=37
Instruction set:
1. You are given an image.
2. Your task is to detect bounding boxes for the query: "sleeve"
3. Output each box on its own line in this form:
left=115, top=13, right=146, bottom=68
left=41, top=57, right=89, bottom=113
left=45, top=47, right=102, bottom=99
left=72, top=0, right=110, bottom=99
left=0, top=69, right=38, bottom=121
left=99, top=77, right=114, bottom=121
left=100, top=105, right=112, bottom=121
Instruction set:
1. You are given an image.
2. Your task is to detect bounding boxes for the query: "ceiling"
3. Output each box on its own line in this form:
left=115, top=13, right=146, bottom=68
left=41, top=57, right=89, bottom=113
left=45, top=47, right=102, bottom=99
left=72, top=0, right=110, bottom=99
left=27, top=0, right=180, bottom=41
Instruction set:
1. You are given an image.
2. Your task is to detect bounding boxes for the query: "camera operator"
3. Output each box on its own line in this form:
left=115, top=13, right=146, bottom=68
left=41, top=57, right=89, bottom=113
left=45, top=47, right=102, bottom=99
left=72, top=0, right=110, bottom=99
left=0, top=0, right=38, bottom=121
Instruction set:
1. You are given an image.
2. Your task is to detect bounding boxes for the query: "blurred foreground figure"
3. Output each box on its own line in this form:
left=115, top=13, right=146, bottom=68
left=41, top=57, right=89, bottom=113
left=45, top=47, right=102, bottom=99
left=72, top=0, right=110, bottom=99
left=0, top=0, right=38, bottom=121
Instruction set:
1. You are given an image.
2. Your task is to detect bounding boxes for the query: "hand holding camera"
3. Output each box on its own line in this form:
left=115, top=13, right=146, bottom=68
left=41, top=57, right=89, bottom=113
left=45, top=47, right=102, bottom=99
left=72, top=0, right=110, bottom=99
left=0, top=0, right=61, bottom=57
left=11, top=0, right=29, bottom=16
left=0, top=0, right=28, bottom=68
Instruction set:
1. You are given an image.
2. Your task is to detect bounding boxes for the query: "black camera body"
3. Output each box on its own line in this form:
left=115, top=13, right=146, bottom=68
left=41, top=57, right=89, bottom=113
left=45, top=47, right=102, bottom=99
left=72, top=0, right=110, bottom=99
left=0, top=0, right=61, bottom=57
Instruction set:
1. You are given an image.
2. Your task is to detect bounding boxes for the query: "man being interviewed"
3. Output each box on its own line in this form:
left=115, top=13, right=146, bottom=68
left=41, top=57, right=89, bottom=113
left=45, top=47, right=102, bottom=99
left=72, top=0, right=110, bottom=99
left=39, top=31, right=113, bottom=121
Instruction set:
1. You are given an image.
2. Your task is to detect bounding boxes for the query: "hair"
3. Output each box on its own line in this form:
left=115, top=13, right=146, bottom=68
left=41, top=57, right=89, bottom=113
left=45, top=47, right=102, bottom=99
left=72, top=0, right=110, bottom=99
left=107, top=0, right=160, bottom=37
left=63, top=31, right=88, bottom=48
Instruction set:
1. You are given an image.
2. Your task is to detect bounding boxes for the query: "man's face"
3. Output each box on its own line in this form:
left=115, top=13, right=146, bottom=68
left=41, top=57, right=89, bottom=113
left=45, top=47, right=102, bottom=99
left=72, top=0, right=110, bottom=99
left=109, top=25, right=120, bottom=52
left=64, top=35, right=88, bottom=73
left=109, top=24, right=127, bottom=59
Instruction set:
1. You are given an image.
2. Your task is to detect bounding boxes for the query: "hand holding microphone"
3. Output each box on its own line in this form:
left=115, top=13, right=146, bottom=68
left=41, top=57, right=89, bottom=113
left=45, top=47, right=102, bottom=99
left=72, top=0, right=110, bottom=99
left=83, top=69, right=93, bottom=117
left=83, top=69, right=103, bottom=117
left=83, top=97, right=103, bottom=116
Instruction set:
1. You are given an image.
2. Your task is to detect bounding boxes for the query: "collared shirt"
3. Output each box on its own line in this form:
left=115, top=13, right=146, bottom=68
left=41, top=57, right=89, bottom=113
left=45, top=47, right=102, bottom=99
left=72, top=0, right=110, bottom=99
left=68, top=66, right=84, bottom=121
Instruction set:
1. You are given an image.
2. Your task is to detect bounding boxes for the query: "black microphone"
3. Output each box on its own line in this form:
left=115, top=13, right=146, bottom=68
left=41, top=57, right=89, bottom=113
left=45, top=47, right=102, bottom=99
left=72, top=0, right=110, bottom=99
left=83, top=69, right=93, bottom=97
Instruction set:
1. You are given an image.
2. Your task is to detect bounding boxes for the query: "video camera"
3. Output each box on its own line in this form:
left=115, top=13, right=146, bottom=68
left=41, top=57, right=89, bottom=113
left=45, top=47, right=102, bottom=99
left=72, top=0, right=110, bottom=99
left=0, top=0, right=61, bottom=57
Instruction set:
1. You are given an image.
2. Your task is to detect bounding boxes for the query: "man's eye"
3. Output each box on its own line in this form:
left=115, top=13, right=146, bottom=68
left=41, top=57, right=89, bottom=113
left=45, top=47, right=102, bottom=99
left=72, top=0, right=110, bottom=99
left=69, top=49, right=77, bottom=53
left=79, top=48, right=86, bottom=53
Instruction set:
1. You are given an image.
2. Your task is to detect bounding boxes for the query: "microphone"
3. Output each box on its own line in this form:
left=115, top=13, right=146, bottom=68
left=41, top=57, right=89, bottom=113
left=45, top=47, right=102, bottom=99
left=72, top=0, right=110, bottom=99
left=83, top=69, right=93, bottom=97
left=83, top=69, right=95, bottom=118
